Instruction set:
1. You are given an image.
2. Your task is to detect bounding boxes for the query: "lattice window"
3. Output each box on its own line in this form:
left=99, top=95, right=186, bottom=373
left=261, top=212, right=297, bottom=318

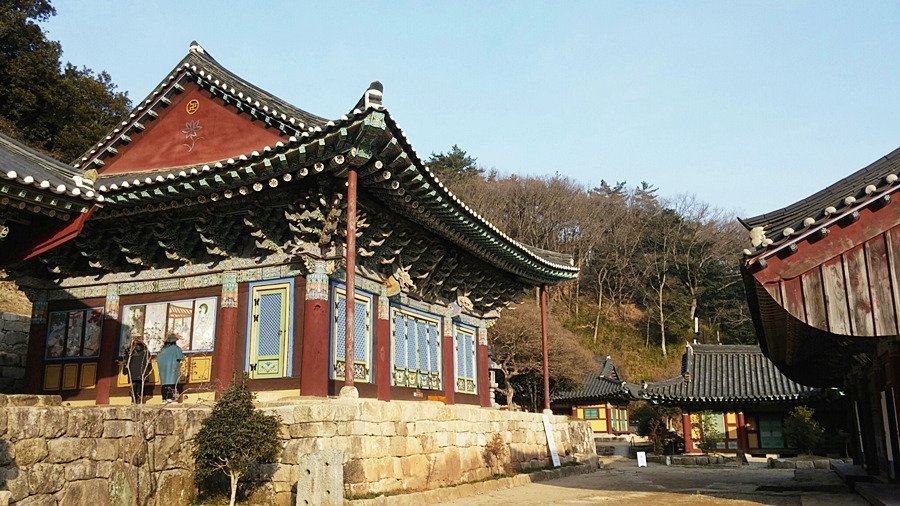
left=391, top=305, right=441, bottom=390
left=453, top=324, right=477, bottom=394
left=331, top=286, right=372, bottom=382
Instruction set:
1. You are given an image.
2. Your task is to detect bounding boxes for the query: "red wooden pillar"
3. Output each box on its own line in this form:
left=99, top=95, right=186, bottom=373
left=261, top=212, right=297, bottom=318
left=343, top=166, right=358, bottom=393
left=736, top=411, right=749, bottom=454
left=571, top=406, right=578, bottom=418
left=441, top=317, right=455, bottom=404
left=682, top=412, right=694, bottom=453
left=375, top=294, right=391, bottom=401
left=213, top=271, right=239, bottom=395
left=300, top=262, right=331, bottom=397
left=95, top=284, right=120, bottom=404
left=539, top=285, right=550, bottom=412
left=477, top=327, right=490, bottom=407
left=24, top=294, right=48, bottom=394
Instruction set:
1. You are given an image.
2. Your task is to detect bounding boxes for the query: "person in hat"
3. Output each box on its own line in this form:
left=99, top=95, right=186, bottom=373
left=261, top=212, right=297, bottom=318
left=125, top=336, right=151, bottom=404
left=157, top=333, right=185, bottom=403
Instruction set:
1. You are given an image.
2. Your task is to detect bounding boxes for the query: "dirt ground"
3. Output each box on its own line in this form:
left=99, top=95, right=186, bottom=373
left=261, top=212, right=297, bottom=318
left=438, top=460, right=867, bottom=506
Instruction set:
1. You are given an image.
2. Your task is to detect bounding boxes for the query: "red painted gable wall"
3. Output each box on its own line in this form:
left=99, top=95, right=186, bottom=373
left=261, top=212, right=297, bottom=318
left=99, top=82, right=285, bottom=175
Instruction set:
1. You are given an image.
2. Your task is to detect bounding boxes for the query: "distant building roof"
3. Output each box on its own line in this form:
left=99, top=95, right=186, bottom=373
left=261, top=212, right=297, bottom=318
left=552, top=356, right=638, bottom=406
left=640, top=343, right=822, bottom=408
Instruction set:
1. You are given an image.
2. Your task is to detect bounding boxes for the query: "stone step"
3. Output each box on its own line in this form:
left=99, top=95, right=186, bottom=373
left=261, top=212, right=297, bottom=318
left=833, top=463, right=879, bottom=488
left=854, top=482, right=900, bottom=506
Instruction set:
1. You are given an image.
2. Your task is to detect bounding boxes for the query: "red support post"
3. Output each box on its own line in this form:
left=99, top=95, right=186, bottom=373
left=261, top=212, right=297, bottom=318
left=540, top=285, right=550, bottom=412
left=375, top=295, right=391, bottom=401
left=300, top=264, right=331, bottom=397
left=682, top=412, right=694, bottom=453
left=344, top=166, right=358, bottom=390
left=442, top=317, right=455, bottom=404
left=477, top=328, right=490, bottom=407
left=95, top=316, right=119, bottom=404
left=213, top=272, right=239, bottom=396
left=737, top=411, right=749, bottom=454
left=24, top=299, right=47, bottom=394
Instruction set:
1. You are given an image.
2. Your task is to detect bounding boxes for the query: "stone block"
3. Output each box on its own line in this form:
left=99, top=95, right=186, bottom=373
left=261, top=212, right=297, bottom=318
left=25, top=463, right=65, bottom=495
left=15, top=494, right=55, bottom=506
left=57, top=478, right=114, bottom=506
left=0, top=353, right=20, bottom=367
left=0, top=490, right=8, bottom=506
left=0, top=439, right=11, bottom=466
left=65, top=408, right=105, bottom=437
left=296, top=449, right=343, bottom=506
left=155, top=469, right=194, bottom=505
left=46, top=437, right=87, bottom=463
left=813, top=459, right=831, bottom=469
left=13, top=438, right=47, bottom=467
left=63, top=459, right=99, bottom=481
left=794, top=460, right=814, bottom=469
left=103, top=420, right=135, bottom=438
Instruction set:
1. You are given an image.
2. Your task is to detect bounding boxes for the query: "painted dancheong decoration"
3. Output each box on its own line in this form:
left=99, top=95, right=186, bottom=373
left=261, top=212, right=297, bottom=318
left=0, top=42, right=578, bottom=406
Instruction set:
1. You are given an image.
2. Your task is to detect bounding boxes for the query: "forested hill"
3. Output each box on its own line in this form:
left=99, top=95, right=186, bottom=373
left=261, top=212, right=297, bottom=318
left=428, top=146, right=755, bottom=406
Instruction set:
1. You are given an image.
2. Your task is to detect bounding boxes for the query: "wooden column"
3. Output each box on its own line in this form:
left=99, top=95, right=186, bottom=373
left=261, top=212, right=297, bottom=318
left=736, top=411, right=749, bottom=454
left=682, top=412, right=694, bottom=453
left=24, top=292, right=48, bottom=394
left=477, top=327, right=490, bottom=407
left=95, top=284, right=120, bottom=404
left=343, top=166, right=358, bottom=392
left=300, top=261, right=331, bottom=397
left=375, top=293, right=391, bottom=401
left=213, top=271, right=239, bottom=395
left=539, top=285, right=550, bottom=412
left=441, top=317, right=455, bottom=404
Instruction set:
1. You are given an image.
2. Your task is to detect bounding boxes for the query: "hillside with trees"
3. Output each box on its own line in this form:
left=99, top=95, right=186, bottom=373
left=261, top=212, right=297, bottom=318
left=429, top=146, right=753, bottom=409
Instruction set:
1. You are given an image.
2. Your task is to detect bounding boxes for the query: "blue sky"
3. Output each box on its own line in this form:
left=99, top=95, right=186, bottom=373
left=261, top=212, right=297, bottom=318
left=44, top=2, right=900, bottom=218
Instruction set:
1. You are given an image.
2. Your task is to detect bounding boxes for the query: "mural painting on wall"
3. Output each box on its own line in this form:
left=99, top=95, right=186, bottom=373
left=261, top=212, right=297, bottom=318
left=45, top=309, right=103, bottom=358
left=120, top=297, right=217, bottom=355
left=182, top=98, right=202, bottom=152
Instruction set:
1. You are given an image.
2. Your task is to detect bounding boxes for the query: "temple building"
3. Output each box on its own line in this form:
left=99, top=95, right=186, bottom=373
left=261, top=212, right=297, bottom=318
left=0, top=43, right=578, bottom=406
left=551, top=356, right=635, bottom=434
left=741, top=148, right=900, bottom=477
left=641, top=343, right=823, bottom=455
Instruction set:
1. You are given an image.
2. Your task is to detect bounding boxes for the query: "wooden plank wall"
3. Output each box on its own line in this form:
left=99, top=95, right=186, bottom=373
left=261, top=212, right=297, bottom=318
left=762, top=226, right=900, bottom=337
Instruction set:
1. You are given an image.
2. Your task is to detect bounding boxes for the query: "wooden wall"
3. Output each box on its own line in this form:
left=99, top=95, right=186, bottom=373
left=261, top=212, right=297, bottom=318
left=761, top=226, right=900, bottom=337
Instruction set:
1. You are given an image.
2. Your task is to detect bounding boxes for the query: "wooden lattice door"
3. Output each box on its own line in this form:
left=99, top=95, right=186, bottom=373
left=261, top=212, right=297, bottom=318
left=248, top=282, right=290, bottom=379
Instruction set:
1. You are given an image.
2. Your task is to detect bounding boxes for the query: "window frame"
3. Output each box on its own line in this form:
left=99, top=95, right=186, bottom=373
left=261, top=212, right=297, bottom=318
left=452, top=322, right=477, bottom=394
left=390, top=303, right=442, bottom=390
left=330, top=284, right=375, bottom=383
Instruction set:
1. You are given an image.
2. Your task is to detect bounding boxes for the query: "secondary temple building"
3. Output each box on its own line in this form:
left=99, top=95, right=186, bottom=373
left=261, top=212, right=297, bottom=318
left=641, top=343, right=822, bottom=455
left=551, top=356, right=635, bottom=434
left=741, top=148, right=900, bottom=478
left=0, top=43, right=578, bottom=406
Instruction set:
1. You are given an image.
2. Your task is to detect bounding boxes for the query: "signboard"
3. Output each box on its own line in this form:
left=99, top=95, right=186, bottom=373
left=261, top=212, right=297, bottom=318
left=637, top=451, right=647, bottom=467
left=541, top=414, right=561, bottom=468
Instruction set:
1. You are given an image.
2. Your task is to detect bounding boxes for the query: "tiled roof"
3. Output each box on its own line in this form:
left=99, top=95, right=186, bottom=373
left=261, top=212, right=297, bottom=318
left=74, top=42, right=326, bottom=171
left=739, top=148, right=900, bottom=262
left=552, top=356, right=637, bottom=404
left=640, top=343, right=821, bottom=406
left=70, top=43, right=577, bottom=283
left=0, top=133, right=98, bottom=219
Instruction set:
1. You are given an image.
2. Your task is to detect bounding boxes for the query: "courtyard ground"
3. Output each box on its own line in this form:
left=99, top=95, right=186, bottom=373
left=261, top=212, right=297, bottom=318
left=438, top=459, right=868, bottom=506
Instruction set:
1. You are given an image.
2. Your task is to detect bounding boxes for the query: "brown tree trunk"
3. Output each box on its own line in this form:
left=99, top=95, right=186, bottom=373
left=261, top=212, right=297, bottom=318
left=658, top=273, right=667, bottom=357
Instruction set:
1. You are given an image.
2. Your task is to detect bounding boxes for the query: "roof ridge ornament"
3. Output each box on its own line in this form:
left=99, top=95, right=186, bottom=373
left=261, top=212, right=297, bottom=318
left=189, top=41, right=205, bottom=54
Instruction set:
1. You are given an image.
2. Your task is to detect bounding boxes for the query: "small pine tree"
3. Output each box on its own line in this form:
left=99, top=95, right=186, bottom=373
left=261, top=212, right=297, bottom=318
left=193, top=376, right=281, bottom=506
left=696, top=412, right=724, bottom=454
left=784, top=406, right=824, bottom=455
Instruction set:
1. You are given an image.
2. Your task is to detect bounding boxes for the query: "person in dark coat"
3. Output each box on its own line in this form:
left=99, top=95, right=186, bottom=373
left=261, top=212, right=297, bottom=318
left=125, top=337, right=151, bottom=404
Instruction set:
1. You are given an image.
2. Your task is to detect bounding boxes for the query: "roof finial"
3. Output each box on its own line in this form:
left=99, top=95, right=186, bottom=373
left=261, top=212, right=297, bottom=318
left=189, top=41, right=205, bottom=54
left=365, top=81, right=383, bottom=109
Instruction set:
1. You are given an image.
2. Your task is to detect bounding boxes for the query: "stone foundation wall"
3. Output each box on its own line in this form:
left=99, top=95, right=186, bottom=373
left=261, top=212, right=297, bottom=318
left=0, top=314, right=28, bottom=394
left=0, top=395, right=595, bottom=505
